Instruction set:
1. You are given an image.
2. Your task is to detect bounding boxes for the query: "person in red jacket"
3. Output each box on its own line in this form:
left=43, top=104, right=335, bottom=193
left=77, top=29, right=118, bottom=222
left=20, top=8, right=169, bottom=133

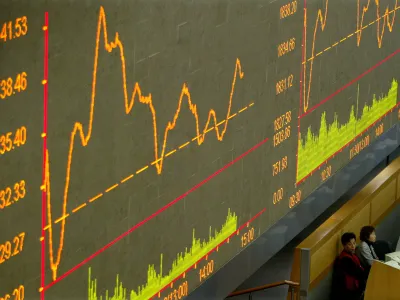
left=331, top=232, right=367, bottom=300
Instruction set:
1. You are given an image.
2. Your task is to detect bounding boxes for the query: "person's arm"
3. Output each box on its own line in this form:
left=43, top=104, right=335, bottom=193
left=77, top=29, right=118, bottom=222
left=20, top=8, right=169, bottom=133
left=340, top=256, right=366, bottom=280
left=358, top=242, right=376, bottom=266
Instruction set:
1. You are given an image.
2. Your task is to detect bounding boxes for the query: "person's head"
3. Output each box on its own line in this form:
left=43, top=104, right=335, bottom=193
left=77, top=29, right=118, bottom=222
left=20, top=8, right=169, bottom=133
left=341, top=232, right=357, bottom=253
left=360, top=226, right=376, bottom=243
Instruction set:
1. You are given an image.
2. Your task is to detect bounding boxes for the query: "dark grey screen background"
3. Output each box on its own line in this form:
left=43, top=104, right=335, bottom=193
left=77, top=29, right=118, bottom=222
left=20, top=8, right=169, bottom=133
left=0, top=0, right=398, bottom=299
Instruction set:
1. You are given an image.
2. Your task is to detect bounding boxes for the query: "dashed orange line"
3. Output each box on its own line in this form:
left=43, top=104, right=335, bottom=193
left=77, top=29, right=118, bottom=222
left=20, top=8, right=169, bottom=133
left=178, top=141, right=190, bottom=149
left=88, top=193, right=103, bottom=203
left=72, top=203, right=86, bottom=213
left=217, top=120, right=226, bottom=127
left=151, top=158, right=162, bottom=165
left=105, top=183, right=119, bottom=193
left=120, top=174, right=134, bottom=183
left=228, top=112, right=237, bottom=120
left=204, top=127, right=214, bottom=134
left=136, top=165, right=149, bottom=174
left=238, top=107, right=248, bottom=113
left=54, top=214, right=69, bottom=224
left=165, top=149, right=176, bottom=157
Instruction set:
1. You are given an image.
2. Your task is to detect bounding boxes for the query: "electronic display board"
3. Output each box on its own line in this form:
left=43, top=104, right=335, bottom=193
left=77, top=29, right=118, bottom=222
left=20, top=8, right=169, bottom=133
left=0, top=0, right=399, bottom=299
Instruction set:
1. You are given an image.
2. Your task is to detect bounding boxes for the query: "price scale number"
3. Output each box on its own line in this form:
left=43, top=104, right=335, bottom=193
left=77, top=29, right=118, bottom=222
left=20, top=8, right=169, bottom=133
left=278, top=38, right=295, bottom=57
left=0, top=72, right=28, bottom=100
left=273, top=187, right=284, bottom=204
left=273, top=156, right=288, bottom=176
left=0, top=286, right=24, bottom=300
left=0, top=180, right=26, bottom=210
left=280, top=0, right=297, bottom=19
left=276, top=74, right=294, bottom=95
left=0, top=232, right=26, bottom=265
left=1, top=17, right=28, bottom=43
left=0, top=126, right=27, bottom=155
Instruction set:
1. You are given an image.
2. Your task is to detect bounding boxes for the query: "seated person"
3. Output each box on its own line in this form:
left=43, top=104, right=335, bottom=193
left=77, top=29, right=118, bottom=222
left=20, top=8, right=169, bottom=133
left=331, top=232, right=367, bottom=300
left=356, top=226, right=379, bottom=273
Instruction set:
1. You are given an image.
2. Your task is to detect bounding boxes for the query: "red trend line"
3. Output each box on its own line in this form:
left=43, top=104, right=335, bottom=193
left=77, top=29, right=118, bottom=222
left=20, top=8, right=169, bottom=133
left=150, top=208, right=267, bottom=299
left=40, top=12, right=49, bottom=300
left=300, top=48, right=400, bottom=119
left=42, top=136, right=269, bottom=291
left=44, top=5, right=245, bottom=281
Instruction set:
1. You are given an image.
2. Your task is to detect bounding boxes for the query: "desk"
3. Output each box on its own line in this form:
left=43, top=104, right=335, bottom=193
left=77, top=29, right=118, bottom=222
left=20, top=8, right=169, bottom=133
left=385, top=251, right=400, bottom=262
left=364, top=259, right=400, bottom=300
left=385, top=251, right=400, bottom=270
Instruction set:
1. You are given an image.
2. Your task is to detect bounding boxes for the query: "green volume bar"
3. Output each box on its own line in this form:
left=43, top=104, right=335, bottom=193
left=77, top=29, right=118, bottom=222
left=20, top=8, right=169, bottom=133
left=88, top=209, right=238, bottom=300
left=297, top=79, right=398, bottom=182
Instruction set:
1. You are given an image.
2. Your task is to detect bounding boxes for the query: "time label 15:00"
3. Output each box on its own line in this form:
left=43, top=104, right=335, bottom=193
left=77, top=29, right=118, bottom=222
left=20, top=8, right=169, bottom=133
left=0, top=126, right=27, bottom=155
left=1, top=16, right=28, bottom=43
left=0, top=72, right=28, bottom=100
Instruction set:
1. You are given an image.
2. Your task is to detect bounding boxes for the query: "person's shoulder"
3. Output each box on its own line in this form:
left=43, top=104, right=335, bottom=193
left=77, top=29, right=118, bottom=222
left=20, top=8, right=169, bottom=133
left=356, top=241, right=365, bottom=249
left=357, top=241, right=370, bottom=255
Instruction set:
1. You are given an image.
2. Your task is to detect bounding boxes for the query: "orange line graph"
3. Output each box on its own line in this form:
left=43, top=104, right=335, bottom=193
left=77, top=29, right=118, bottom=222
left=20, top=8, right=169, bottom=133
left=302, top=0, right=399, bottom=112
left=44, top=6, right=245, bottom=281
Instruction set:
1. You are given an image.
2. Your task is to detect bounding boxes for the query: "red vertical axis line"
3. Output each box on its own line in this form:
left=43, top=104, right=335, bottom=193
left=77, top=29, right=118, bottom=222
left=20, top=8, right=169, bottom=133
left=41, top=12, right=49, bottom=300
left=296, top=0, right=306, bottom=187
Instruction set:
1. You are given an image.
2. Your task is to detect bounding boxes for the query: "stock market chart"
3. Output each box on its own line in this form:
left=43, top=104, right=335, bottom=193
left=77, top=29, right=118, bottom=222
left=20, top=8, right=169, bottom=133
left=0, top=0, right=399, bottom=299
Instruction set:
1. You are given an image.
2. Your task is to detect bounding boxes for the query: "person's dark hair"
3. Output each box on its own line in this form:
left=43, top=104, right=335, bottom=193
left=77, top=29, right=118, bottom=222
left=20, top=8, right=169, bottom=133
left=360, top=226, right=375, bottom=242
left=341, top=232, right=356, bottom=245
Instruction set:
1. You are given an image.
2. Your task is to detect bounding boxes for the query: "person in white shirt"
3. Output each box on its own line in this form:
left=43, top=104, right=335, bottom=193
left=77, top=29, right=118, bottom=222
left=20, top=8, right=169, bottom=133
left=356, top=225, right=379, bottom=273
